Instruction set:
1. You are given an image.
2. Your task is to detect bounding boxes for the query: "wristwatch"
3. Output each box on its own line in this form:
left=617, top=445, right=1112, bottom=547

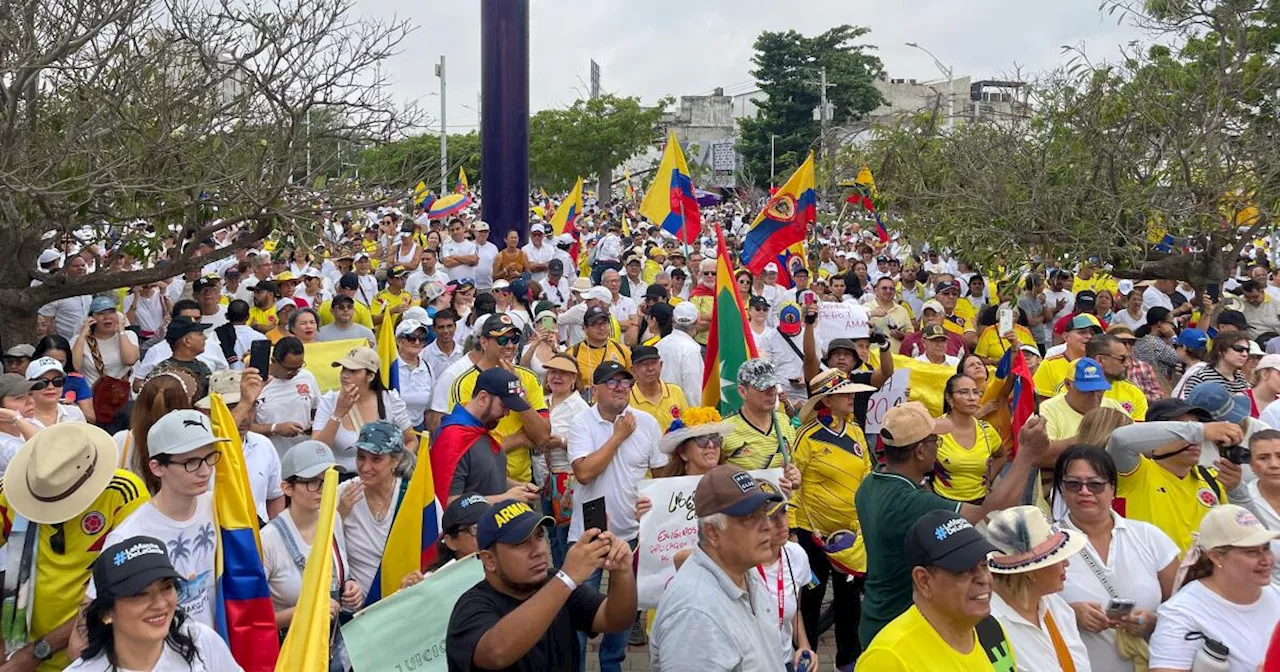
left=31, top=639, right=52, bottom=662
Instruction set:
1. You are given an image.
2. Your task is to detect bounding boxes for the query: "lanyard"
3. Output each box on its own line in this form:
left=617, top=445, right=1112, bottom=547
left=755, top=559, right=784, bottom=630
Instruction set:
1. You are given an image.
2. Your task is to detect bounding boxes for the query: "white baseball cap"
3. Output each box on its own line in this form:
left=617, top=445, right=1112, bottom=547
left=673, top=302, right=699, bottom=325
left=530, top=224, right=546, bottom=234
left=146, top=409, right=231, bottom=457
left=763, top=262, right=779, bottom=273
left=395, top=319, right=428, bottom=338
left=584, top=287, right=612, bottom=302
left=473, top=221, right=491, bottom=231
left=25, top=357, right=64, bottom=380
left=36, top=249, right=61, bottom=266
left=1116, top=279, right=1134, bottom=295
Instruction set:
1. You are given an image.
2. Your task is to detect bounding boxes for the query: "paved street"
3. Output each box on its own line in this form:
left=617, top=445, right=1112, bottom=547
left=586, top=631, right=838, bottom=671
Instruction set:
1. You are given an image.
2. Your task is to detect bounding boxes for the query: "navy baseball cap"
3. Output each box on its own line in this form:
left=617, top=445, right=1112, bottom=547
left=477, top=499, right=554, bottom=550
left=475, top=367, right=530, bottom=412
left=441, top=493, right=492, bottom=534
left=906, top=510, right=999, bottom=572
left=94, top=536, right=183, bottom=600
left=1070, top=357, right=1111, bottom=392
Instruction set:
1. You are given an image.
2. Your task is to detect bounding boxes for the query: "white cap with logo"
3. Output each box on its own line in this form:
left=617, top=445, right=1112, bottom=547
left=146, top=409, right=231, bottom=457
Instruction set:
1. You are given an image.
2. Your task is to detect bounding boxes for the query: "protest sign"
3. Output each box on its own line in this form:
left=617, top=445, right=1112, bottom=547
left=814, top=301, right=869, bottom=355
left=343, top=555, right=484, bottom=672
left=864, top=369, right=910, bottom=435
left=635, top=468, right=781, bottom=609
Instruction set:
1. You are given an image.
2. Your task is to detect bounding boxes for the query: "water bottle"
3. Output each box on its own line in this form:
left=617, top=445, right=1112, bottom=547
left=795, top=650, right=813, bottom=672
left=1189, top=634, right=1230, bottom=672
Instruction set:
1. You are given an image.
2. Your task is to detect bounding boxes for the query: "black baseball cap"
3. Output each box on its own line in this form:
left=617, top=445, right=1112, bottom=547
left=441, top=493, right=492, bottom=534
left=477, top=499, right=554, bottom=550
left=93, top=536, right=183, bottom=600
left=584, top=306, right=610, bottom=325
left=632, top=346, right=660, bottom=364
left=332, top=294, right=355, bottom=308
left=644, top=284, right=670, bottom=301
left=192, top=276, right=218, bottom=293
left=164, top=316, right=212, bottom=346
left=474, top=367, right=530, bottom=412
left=253, top=280, right=278, bottom=295
left=1217, top=310, right=1249, bottom=330
left=1075, top=290, right=1097, bottom=306
left=934, top=280, right=960, bottom=294
left=1146, top=398, right=1213, bottom=423
left=905, top=510, right=999, bottom=572
left=481, top=313, right=519, bottom=338
left=748, top=295, right=770, bottom=310
left=592, top=361, right=634, bottom=386
left=338, top=273, right=360, bottom=290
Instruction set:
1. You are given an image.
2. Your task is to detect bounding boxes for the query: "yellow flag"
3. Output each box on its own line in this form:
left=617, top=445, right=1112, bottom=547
left=275, top=468, right=339, bottom=671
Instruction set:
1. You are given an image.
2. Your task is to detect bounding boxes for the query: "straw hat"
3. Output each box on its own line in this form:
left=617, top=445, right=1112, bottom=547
left=659, top=407, right=733, bottom=455
left=984, top=505, right=1086, bottom=574
left=5, top=424, right=119, bottom=524
left=798, top=369, right=874, bottom=423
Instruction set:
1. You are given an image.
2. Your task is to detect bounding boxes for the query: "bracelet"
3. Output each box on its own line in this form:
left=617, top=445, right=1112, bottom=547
left=554, top=570, right=577, bottom=592
left=270, top=423, right=277, bottom=434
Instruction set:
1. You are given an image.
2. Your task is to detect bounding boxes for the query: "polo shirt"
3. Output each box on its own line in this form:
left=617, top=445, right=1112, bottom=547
left=565, top=405, right=664, bottom=542
left=855, top=605, right=1017, bottom=672
left=721, top=409, right=795, bottom=471
left=0, top=470, right=148, bottom=672
left=449, top=364, right=548, bottom=484
left=316, top=299, right=374, bottom=329
left=629, top=382, right=688, bottom=433
left=1117, top=454, right=1228, bottom=552
left=1105, top=379, right=1148, bottom=420
left=1041, top=394, right=1126, bottom=441
left=1033, top=353, right=1076, bottom=397
left=650, top=548, right=781, bottom=671
left=247, top=304, right=278, bottom=331
left=395, top=356, right=433, bottom=427
left=855, top=468, right=962, bottom=648
left=791, top=418, right=872, bottom=539
left=989, top=592, right=1090, bottom=672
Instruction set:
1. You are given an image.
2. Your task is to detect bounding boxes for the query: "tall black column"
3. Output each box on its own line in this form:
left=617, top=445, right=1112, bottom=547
left=480, top=0, right=529, bottom=245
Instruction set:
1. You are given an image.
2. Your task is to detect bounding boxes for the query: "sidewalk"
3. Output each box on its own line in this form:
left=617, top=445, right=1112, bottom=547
left=585, top=631, right=838, bottom=671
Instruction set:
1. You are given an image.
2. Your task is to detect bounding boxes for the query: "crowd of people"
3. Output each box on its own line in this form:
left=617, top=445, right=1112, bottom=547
left=6, top=191, right=1280, bottom=672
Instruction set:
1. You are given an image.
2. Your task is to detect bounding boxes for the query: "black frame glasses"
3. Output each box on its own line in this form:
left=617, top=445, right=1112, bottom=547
left=29, top=376, right=65, bottom=390
left=159, top=452, right=223, bottom=472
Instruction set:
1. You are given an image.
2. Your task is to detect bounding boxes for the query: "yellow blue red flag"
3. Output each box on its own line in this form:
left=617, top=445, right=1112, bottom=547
left=640, top=130, right=700, bottom=244
left=412, top=181, right=433, bottom=208
left=457, top=167, right=469, bottom=194
left=274, top=468, right=338, bottom=671
left=741, top=152, right=816, bottom=283
left=848, top=165, right=888, bottom=243
left=377, top=306, right=399, bottom=391
left=365, top=432, right=440, bottom=604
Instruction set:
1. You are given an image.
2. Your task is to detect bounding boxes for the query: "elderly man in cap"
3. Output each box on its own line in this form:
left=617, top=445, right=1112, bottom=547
left=720, top=359, right=797, bottom=474
left=897, top=299, right=965, bottom=358
left=855, top=402, right=1049, bottom=647
left=557, top=286, right=618, bottom=347
left=650, top=465, right=787, bottom=671
left=130, top=300, right=230, bottom=390
left=446, top=498, right=635, bottom=671
left=522, top=223, right=556, bottom=283
left=1041, top=357, right=1128, bottom=453
left=932, top=278, right=978, bottom=349
left=541, top=258, right=571, bottom=308
left=3, top=344, right=35, bottom=376
left=191, top=276, right=227, bottom=327
left=656, top=302, right=705, bottom=406
left=857, top=510, right=1014, bottom=671
left=0, top=425, right=148, bottom=670
left=628, top=345, right=687, bottom=432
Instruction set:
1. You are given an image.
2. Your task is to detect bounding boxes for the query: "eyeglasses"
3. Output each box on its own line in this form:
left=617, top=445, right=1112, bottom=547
left=1060, top=478, right=1109, bottom=494
left=1099, top=352, right=1130, bottom=364
left=494, top=288, right=511, bottom=295
left=30, top=376, right=65, bottom=390
left=289, top=477, right=324, bottom=493
left=951, top=388, right=982, bottom=398
left=447, top=523, right=478, bottom=538
left=160, top=452, right=222, bottom=472
left=602, top=378, right=634, bottom=391
left=1230, top=345, right=1250, bottom=354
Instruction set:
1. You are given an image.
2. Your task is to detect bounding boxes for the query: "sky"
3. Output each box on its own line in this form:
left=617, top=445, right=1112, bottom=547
left=356, top=0, right=1149, bottom=134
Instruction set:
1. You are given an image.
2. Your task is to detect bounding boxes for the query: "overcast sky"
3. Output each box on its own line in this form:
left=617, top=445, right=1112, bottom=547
left=358, top=0, right=1148, bottom=134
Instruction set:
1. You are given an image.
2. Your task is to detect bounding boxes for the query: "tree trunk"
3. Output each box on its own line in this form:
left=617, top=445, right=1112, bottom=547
left=596, top=162, right=613, bottom=207
left=0, top=301, right=41, bottom=352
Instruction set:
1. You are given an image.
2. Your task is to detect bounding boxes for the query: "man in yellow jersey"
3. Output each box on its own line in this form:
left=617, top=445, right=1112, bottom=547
left=721, top=359, right=795, bottom=470
left=316, top=274, right=375, bottom=329
left=372, top=265, right=413, bottom=325
left=1072, top=260, right=1119, bottom=296
left=448, top=314, right=551, bottom=484
left=627, top=346, right=686, bottom=432
left=932, top=279, right=977, bottom=350
left=1041, top=358, right=1127, bottom=448
left=1088, top=334, right=1148, bottom=420
left=1105, top=398, right=1246, bottom=551
left=570, top=306, right=631, bottom=391
left=1034, top=313, right=1102, bottom=397
left=0, top=424, right=149, bottom=671
left=687, top=258, right=717, bottom=345
left=857, top=510, right=1015, bottom=671
left=247, top=279, right=278, bottom=333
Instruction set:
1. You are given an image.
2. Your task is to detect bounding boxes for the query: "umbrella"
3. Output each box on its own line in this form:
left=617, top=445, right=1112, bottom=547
left=695, top=188, right=721, bottom=207
left=428, top=193, right=472, bottom=219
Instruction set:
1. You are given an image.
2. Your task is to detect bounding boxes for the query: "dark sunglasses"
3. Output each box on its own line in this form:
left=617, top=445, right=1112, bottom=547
left=1230, top=345, right=1250, bottom=354
left=1060, top=478, right=1109, bottom=494
left=490, top=334, right=519, bottom=346
left=30, top=376, right=65, bottom=390
left=400, top=334, right=429, bottom=344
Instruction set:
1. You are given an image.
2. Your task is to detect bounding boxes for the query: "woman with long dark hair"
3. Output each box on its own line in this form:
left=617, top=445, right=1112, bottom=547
left=932, top=373, right=1005, bottom=504
left=313, top=346, right=416, bottom=472
left=33, top=334, right=96, bottom=423
left=70, top=536, right=240, bottom=671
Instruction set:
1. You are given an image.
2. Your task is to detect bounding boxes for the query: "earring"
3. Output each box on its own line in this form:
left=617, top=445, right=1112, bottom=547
left=103, top=617, right=113, bottom=625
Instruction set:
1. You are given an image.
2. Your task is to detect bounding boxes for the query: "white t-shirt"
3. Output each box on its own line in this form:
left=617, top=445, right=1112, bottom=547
left=566, top=406, right=665, bottom=543
left=260, top=509, right=349, bottom=611
left=0, top=431, right=24, bottom=476
left=1142, top=285, right=1175, bottom=314
left=759, top=542, right=811, bottom=667
left=430, top=356, right=477, bottom=414
left=1150, top=581, right=1280, bottom=672
left=474, top=241, right=500, bottom=290
left=65, top=622, right=242, bottom=672
left=1245, top=480, right=1280, bottom=584
left=79, top=331, right=140, bottom=387
left=522, top=242, right=556, bottom=283
left=914, top=353, right=960, bottom=367
left=254, top=371, right=320, bottom=458
left=313, top=391, right=411, bottom=472
left=1044, top=289, right=1076, bottom=321
left=90, top=494, right=218, bottom=629
left=242, top=432, right=284, bottom=523
left=441, top=239, right=479, bottom=282
left=123, top=291, right=166, bottom=335
left=199, top=306, right=228, bottom=329
left=338, top=477, right=400, bottom=595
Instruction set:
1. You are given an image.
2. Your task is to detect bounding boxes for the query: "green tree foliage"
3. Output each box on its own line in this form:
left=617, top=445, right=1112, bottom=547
left=359, top=132, right=482, bottom=190
left=737, top=25, right=885, bottom=187
left=529, top=94, right=670, bottom=200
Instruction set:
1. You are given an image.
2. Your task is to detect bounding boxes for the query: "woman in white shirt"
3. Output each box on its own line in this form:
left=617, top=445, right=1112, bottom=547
left=26, top=356, right=87, bottom=427
left=1150, top=504, right=1280, bottom=672
left=335, top=421, right=405, bottom=598
left=1052, top=445, right=1179, bottom=672
left=0, top=375, right=41, bottom=474
left=986, top=505, right=1093, bottom=672
left=394, top=319, right=433, bottom=430
left=313, top=346, right=415, bottom=473
left=759, top=478, right=816, bottom=672
left=262, top=441, right=362, bottom=630
left=539, top=355, right=588, bottom=568
left=71, top=296, right=140, bottom=389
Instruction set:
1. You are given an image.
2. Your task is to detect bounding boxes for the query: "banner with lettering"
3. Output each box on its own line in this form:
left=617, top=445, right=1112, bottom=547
left=863, top=370, right=910, bottom=435
left=814, top=301, right=870, bottom=355
left=635, top=468, right=781, bottom=608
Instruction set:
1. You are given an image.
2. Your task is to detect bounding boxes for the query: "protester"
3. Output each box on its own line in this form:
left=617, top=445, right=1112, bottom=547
left=655, top=302, right=704, bottom=406
left=1035, top=314, right=1102, bottom=397
left=1179, top=330, right=1253, bottom=397
left=626, top=345, right=687, bottom=433
left=721, top=359, right=795, bottom=470
left=540, top=355, right=587, bottom=567
left=313, top=346, right=415, bottom=472
left=70, top=296, right=138, bottom=429
left=393, top=319, right=433, bottom=430
left=251, top=337, right=319, bottom=457
left=570, top=306, right=631, bottom=392
left=932, top=373, right=1005, bottom=503
left=26, top=356, right=89, bottom=426
left=1246, top=429, right=1280, bottom=583
left=421, top=493, right=490, bottom=576
left=0, top=374, right=40, bottom=472
left=1133, top=306, right=1182, bottom=380
left=32, top=335, right=95, bottom=421
left=335, top=420, right=406, bottom=598
left=153, top=316, right=216, bottom=400
left=195, top=371, right=284, bottom=522
left=433, top=367, right=542, bottom=504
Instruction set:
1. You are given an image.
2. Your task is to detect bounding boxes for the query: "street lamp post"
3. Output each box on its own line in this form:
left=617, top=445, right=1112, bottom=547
left=905, top=42, right=955, bottom=124
left=770, top=134, right=777, bottom=189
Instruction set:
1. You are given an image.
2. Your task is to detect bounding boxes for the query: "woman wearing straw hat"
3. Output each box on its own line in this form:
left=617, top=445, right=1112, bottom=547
left=538, top=354, right=587, bottom=568
left=1149, top=504, right=1280, bottom=671
left=986, top=505, right=1092, bottom=672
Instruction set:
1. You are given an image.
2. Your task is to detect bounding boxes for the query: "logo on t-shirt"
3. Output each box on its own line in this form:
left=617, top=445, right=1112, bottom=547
left=295, top=383, right=312, bottom=397
left=1122, top=401, right=1134, bottom=413
left=81, top=510, right=106, bottom=536
left=1196, top=487, right=1219, bottom=507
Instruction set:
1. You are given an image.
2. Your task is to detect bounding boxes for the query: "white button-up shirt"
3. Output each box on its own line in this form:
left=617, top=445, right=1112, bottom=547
left=522, top=241, right=556, bottom=283
left=565, top=404, right=664, bottom=543
left=657, top=329, right=705, bottom=406
left=396, top=355, right=433, bottom=428
left=990, top=591, right=1092, bottom=672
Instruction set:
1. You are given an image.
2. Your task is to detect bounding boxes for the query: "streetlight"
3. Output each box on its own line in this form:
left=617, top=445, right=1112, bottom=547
left=905, top=42, right=955, bottom=124
left=770, top=134, right=777, bottom=189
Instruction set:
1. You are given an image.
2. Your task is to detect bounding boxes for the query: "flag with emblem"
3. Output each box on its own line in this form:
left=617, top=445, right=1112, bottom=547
left=741, top=152, right=816, bottom=280
left=640, top=130, right=700, bottom=244
left=363, top=432, right=439, bottom=605
left=702, top=225, right=759, bottom=414
left=274, top=468, right=338, bottom=671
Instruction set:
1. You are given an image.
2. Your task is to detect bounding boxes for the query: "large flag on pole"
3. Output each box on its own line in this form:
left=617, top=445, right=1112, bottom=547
left=457, top=167, right=469, bottom=194
left=364, top=433, right=441, bottom=605
left=274, top=468, right=339, bottom=671
left=740, top=152, right=817, bottom=278
left=550, top=176, right=584, bottom=264
left=412, top=181, right=434, bottom=209
left=209, top=394, right=279, bottom=671
left=640, top=130, right=701, bottom=244
left=623, top=169, right=636, bottom=202
left=848, top=165, right=889, bottom=243
left=702, top=225, right=759, bottom=414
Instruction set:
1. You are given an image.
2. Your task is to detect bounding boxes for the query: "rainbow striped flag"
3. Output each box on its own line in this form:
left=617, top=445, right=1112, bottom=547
left=209, top=393, right=279, bottom=671
left=701, top=225, right=759, bottom=413
left=364, top=432, right=441, bottom=604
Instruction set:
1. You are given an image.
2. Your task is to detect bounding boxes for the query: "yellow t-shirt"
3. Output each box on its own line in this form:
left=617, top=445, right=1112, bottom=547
left=690, top=294, right=714, bottom=345
left=791, top=418, right=872, bottom=536
left=974, top=325, right=1037, bottom=364
left=317, top=299, right=374, bottom=329
left=371, top=289, right=412, bottom=317
left=449, top=364, right=548, bottom=483
left=248, top=305, right=278, bottom=330
left=1033, top=354, right=1076, bottom=398
left=1118, top=455, right=1227, bottom=552
left=942, top=303, right=977, bottom=337
left=0, top=471, right=149, bottom=672
left=721, top=410, right=795, bottom=470
left=856, top=605, right=1017, bottom=672
left=933, top=420, right=1003, bottom=502
left=1073, top=274, right=1119, bottom=297
left=1106, top=380, right=1148, bottom=421
left=570, top=340, right=632, bottom=391
left=1040, top=394, right=1126, bottom=441
left=629, top=383, right=688, bottom=433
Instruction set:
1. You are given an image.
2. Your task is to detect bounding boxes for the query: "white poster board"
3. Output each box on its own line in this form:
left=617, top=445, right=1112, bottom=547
left=863, top=370, right=910, bottom=435
left=634, top=468, right=782, bottom=609
left=814, top=301, right=870, bottom=355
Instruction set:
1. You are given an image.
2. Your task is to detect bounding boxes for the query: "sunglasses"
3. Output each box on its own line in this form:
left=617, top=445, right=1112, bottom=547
left=1230, top=345, right=1250, bottom=354
left=400, top=334, right=429, bottom=344
left=690, top=435, right=723, bottom=450
left=30, top=376, right=65, bottom=390
left=490, top=334, right=519, bottom=346
left=1060, top=478, right=1109, bottom=494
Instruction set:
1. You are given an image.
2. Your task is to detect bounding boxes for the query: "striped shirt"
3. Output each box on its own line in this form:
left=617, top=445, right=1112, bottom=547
left=721, top=410, right=795, bottom=471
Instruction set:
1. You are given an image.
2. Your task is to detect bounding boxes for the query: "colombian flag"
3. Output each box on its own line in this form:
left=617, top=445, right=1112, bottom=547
left=274, top=468, right=338, bottom=671
left=640, top=130, right=700, bottom=244
left=702, top=225, right=759, bottom=414
left=457, top=167, right=469, bottom=194
left=551, top=176, right=584, bottom=264
left=377, top=306, right=400, bottom=391
left=364, top=433, right=440, bottom=604
left=413, top=181, right=433, bottom=208
left=623, top=169, right=636, bottom=202
left=741, top=152, right=816, bottom=279
left=209, top=393, right=279, bottom=671
left=848, top=165, right=889, bottom=243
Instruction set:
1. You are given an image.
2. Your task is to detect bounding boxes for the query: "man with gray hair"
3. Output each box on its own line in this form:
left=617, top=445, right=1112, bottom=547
left=650, top=464, right=786, bottom=671
left=656, top=302, right=705, bottom=406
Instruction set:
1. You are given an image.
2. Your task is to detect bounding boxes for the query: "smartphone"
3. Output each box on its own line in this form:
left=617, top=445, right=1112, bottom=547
left=802, top=290, right=816, bottom=306
left=248, top=339, right=272, bottom=375
left=539, top=315, right=556, bottom=331
left=1105, top=598, right=1136, bottom=619
left=1206, top=282, right=1221, bottom=304
left=582, top=496, right=608, bottom=534
left=998, top=307, right=1014, bottom=336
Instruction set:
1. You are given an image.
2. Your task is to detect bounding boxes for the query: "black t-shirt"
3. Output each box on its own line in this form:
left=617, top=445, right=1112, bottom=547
left=851, top=370, right=875, bottom=427
left=446, top=579, right=604, bottom=672
left=450, top=436, right=508, bottom=498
